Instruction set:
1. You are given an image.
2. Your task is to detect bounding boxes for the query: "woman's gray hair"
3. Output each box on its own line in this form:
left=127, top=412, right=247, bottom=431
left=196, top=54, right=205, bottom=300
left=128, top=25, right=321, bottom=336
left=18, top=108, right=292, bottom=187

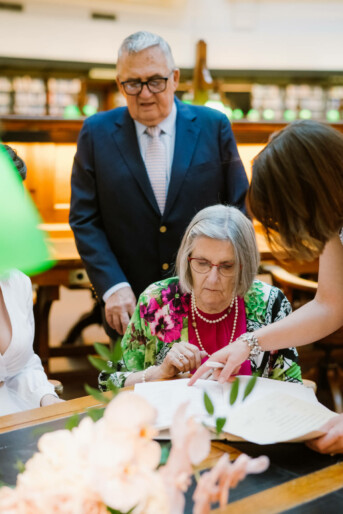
left=117, top=31, right=175, bottom=71
left=176, top=205, right=260, bottom=297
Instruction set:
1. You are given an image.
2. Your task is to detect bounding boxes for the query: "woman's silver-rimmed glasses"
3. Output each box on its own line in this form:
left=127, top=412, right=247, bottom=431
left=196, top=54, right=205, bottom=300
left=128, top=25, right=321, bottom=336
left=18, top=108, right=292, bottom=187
left=120, top=71, right=174, bottom=96
left=188, top=257, right=236, bottom=277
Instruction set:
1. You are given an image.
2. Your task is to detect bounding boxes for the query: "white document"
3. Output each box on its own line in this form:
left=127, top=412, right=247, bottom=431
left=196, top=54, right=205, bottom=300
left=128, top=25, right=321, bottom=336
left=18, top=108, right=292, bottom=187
left=134, top=376, right=338, bottom=444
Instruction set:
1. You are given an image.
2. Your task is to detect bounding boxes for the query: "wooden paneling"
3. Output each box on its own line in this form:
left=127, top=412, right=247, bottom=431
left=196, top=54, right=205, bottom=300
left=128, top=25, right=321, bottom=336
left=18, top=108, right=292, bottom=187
left=3, top=116, right=343, bottom=224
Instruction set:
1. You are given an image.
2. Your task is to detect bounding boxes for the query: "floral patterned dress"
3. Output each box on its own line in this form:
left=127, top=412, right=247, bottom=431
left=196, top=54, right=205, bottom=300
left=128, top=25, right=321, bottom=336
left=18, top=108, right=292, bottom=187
left=99, top=277, right=302, bottom=389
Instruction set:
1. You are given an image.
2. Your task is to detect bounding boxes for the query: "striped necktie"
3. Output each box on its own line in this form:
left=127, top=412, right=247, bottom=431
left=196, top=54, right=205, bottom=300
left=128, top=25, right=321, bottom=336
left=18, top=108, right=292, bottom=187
left=145, top=126, right=167, bottom=215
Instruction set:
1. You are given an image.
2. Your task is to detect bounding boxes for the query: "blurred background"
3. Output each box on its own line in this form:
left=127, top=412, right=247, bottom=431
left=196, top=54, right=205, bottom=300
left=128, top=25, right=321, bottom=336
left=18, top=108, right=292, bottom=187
left=0, top=0, right=342, bottom=121
left=1, top=0, right=342, bottom=404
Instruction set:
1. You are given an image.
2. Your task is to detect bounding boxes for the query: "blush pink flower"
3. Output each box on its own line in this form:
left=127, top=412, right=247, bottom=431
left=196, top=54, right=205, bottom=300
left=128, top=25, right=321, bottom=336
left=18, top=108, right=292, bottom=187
left=159, top=402, right=211, bottom=514
left=193, top=453, right=270, bottom=514
left=0, top=486, right=20, bottom=513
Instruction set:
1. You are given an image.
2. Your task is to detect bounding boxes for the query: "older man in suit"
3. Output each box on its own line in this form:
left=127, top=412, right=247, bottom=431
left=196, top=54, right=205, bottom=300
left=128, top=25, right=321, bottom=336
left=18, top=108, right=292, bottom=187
left=70, top=31, right=248, bottom=337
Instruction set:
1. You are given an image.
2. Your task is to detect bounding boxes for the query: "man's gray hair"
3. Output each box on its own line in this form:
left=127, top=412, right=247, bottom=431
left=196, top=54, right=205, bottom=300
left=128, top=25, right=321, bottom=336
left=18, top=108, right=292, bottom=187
left=176, top=205, right=260, bottom=297
left=117, top=31, right=175, bottom=71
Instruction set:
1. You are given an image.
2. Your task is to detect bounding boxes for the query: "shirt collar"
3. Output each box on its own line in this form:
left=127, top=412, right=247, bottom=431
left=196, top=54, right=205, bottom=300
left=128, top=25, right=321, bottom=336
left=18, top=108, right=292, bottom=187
left=134, top=101, right=177, bottom=137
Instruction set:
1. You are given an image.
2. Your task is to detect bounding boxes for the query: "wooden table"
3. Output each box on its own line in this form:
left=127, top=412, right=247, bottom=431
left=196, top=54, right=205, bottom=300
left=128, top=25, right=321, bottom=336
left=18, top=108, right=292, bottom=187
left=32, top=237, right=93, bottom=374
left=1, top=395, right=342, bottom=513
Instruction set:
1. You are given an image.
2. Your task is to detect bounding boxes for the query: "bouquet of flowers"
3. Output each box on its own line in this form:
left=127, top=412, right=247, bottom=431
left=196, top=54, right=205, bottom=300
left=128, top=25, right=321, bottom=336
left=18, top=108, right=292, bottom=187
left=0, top=391, right=269, bottom=514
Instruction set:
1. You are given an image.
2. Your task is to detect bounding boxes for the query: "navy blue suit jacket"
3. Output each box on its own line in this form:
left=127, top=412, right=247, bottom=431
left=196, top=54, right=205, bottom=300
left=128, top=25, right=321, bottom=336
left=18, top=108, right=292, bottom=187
left=70, top=98, right=249, bottom=300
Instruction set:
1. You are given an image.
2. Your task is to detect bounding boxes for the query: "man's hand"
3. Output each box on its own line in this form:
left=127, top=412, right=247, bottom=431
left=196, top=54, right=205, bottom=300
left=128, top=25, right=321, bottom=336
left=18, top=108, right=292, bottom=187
left=105, top=287, right=136, bottom=335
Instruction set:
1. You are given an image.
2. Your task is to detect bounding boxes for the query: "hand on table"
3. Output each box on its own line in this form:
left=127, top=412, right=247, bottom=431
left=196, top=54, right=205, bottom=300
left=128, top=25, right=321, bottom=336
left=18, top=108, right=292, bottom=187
left=188, top=338, right=249, bottom=386
left=105, top=287, right=136, bottom=335
left=306, top=414, right=343, bottom=455
left=157, top=342, right=207, bottom=380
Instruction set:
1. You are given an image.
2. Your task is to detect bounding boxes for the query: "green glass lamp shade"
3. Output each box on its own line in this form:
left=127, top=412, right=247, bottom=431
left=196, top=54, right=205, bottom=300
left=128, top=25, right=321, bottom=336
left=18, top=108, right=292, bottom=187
left=283, top=109, right=296, bottom=122
left=0, top=147, right=54, bottom=277
left=299, top=109, right=312, bottom=120
left=326, top=109, right=340, bottom=122
left=83, top=104, right=98, bottom=117
left=63, top=104, right=82, bottom=118
left=247, top=109, right=260, bottom=121
left=205, top=100, right=226, bottom=114
left=232, top=108, right=244, bottom=120
left=262, top=109, right=275, bottom=121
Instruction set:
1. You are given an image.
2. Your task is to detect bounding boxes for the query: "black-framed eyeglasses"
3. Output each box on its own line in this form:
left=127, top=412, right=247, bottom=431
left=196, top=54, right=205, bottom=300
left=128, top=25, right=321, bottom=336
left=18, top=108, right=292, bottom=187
left=120, top=71, right=174, bottom=96
left=188, top=257, right=236, bottom=277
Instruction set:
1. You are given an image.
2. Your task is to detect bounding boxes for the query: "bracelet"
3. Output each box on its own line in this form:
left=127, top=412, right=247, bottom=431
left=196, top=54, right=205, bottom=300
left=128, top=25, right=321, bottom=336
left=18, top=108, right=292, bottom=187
left=142, top=365, right=155, bottom=383
left=235, top=332, right=262, bottom=358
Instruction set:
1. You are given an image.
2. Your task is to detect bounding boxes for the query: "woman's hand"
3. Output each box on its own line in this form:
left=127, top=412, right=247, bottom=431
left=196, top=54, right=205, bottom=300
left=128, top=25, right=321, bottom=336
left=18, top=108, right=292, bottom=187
left=188, top=338, right=249, bottom=386
left=306, top=415, right=343, bottom=455
left=40, top=394, right=64, bottom=407
left=157, top=342, right=207, bottom=380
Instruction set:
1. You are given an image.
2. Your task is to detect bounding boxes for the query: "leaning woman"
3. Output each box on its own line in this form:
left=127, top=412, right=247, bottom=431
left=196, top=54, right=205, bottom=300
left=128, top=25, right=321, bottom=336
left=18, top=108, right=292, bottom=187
left=100, top=205, right=301, bottom=389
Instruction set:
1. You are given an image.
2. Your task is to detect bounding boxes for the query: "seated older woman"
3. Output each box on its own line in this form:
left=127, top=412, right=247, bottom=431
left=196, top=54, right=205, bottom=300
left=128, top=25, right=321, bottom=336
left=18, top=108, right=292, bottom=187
left=100, top=205, right=302, bottom=388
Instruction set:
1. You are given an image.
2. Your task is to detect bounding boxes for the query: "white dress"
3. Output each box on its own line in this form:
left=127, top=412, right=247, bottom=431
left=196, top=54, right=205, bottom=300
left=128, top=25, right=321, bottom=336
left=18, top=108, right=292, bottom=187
left=0, top=270, right=56, bottom=416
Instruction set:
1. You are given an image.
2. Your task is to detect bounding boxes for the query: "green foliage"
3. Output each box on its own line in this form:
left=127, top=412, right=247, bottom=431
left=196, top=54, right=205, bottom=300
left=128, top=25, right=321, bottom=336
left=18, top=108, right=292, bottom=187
left=15, top=460, right=25, bottom=474
left=107, top=507, right=135, bottom=514
left=203, top=374, right=257, bottom=436
left=110, top=338, right=123, bottom=363
left=159, top=442, right=171, bottom=466
left=84, top=384, right=111, bottom=404
left=229, top=377, right=240, bottom=405
left=87, top=407, right=106, bottom=422
left=65, top=413, right=81, bottom=431
left=88, top=355, right=115, bottom=374
left=243, top=375, right=257, bottom=401
left=203, top=391, right=214, bottom=415
left=215, top=417, right=226, bottom=435
left=93, top=342, right=112, bottom=360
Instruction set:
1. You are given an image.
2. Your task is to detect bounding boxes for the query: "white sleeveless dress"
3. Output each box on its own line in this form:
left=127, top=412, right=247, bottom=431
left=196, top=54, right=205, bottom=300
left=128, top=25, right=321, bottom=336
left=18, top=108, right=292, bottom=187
left=0, top=270, right=56, bottom=416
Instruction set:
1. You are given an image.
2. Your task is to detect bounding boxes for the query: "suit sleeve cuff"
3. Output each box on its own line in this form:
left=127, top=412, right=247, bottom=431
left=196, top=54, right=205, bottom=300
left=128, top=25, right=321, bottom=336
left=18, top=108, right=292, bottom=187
left=103, top=282, right=131, bottom=302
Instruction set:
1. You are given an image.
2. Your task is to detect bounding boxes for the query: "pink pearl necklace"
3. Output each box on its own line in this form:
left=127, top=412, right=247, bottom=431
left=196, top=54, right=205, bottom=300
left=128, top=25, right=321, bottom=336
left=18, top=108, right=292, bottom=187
left=191, top=292, right=239, bottom=357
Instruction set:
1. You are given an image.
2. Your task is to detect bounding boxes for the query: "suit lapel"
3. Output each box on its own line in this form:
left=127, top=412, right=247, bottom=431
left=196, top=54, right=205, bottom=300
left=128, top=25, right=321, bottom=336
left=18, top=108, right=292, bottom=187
left=164, top=101, right=200, bottom=218
left=111, top=109, right=160, bottom=214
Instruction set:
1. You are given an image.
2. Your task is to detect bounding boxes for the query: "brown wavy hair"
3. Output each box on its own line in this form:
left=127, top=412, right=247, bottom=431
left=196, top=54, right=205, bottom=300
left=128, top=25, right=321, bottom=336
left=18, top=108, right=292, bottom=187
left=248, top=120, right=343, bottom=261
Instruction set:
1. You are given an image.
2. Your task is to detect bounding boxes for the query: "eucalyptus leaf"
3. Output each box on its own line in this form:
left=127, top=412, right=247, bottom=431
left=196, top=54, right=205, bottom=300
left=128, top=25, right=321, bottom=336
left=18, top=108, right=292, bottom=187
left=204, top=391, right=214, bottom=415
left=88, top=355, right=115, bottom=373
left=15, top=460, right=25, bottom=474
left=159, top=442, right=171, bottom=466
left=87, top=407, right=105, bottom=422
left=65, top=413, right=80, bottom=431
left=106, top=380, right=119, bottom=395
left=84, top=383, right=110, bottom=404
left=229, top=377, right=240, bottom=405
left=94, top=342, right=111, bottom=360
left=216, top=417, right=226, bottom=435
left=243, top=375, right=257, bottom=401
left=111, top=339, right=123, bottom=362
left=107, top=507, right=135, bottom=514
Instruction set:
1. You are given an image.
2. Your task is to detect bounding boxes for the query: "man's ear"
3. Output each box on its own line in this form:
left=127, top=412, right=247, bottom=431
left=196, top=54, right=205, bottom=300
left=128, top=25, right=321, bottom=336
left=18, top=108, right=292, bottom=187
left=116, top=76, right=124, bottom=95
left=172, top=68, right=180, bottom=91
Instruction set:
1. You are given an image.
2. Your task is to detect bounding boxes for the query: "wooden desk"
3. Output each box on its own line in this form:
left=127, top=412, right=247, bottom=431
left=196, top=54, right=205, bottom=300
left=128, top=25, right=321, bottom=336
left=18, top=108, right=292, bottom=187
left=32, top=237, right=91, bottom=374
left=1, top=396, right=342, bottom=513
